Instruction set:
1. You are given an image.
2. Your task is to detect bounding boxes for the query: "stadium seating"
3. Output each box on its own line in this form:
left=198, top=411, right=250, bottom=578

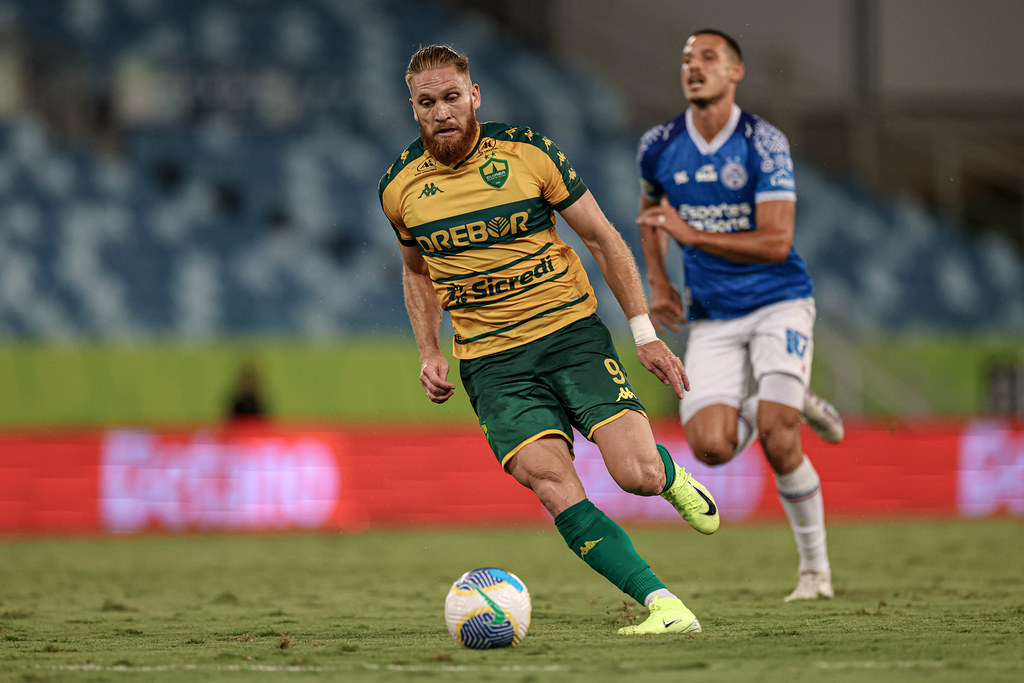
left=0, top=0, right=1021, bottom=339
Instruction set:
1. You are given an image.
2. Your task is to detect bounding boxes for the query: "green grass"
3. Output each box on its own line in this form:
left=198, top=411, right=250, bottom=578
left=2, top=334, right=1021, bottom=427
left=0, top=338, right=476, bottom=429
left=814, top=333, right=1024, bottom=417
left=1, top=520, right=1022, bottom=682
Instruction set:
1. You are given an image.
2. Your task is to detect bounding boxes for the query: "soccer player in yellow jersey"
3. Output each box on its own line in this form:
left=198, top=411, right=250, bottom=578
left=379, top=44, right=717, bottom=636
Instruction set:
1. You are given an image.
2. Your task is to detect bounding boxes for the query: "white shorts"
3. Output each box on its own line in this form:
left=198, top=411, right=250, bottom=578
left=680, top=298, right=816, bottom=424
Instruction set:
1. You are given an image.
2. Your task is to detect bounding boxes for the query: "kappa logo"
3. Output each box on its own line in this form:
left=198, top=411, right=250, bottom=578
left=616, top=387, right=637, bottom=402
left=673, top=170, right=689, bottom=184
left=418, top=182, right=443, bottom=198
left=579, top=537, right=604, bottom=559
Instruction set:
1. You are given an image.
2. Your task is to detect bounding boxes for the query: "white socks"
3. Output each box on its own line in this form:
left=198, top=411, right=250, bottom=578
left=776, top=456, right=830, bottom=573
left=644, top=588, right=677, bottom=607
left=735, top=398, right=831, bottom=573
left=734, top=396, right=759, bottom=456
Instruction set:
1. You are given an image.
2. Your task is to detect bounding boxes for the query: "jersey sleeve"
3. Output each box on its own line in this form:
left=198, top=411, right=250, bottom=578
left=511, top=128, right=588, bottom=211
left=636, top=123, right=671, bottom=202
left=378, top=161, right=417, bottom=246
left=750, top=117, right=797, bottom=203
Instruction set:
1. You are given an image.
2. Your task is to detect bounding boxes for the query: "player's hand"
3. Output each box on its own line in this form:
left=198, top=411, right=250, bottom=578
left=637, top=339, right=689, bottom=399
left=419, top=352, right=455, bottom=404
left=649, top=283, right=686, bottom=334
left=637, top=196, right=699, bottom=246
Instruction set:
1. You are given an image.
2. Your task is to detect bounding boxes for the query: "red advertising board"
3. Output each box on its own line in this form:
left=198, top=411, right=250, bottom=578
left=1, top=419, right=1022, bottom=534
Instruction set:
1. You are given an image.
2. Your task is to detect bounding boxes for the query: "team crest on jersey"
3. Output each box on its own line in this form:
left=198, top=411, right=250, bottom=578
left=720, top=160, right=748, bottom=190
left=480, top=156, right=510, bottom=188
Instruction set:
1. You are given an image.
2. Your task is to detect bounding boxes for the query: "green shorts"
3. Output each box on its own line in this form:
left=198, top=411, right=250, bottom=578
left=459, top=314, right=647, bottom=469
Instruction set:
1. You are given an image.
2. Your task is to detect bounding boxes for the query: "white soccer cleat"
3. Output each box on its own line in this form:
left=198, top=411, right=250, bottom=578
left=802, top=390, right=844, bottom=443
left=784, top=569, right=834, bottom=602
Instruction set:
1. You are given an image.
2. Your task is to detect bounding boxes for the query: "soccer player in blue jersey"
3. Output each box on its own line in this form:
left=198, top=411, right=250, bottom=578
left=635, top=29, right=845, bottom=601
left=380, top=44, right=721, bottom=635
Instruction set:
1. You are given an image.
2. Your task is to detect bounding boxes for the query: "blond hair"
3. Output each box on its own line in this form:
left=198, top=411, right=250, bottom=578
left=405, top=44, right=471, bottom=89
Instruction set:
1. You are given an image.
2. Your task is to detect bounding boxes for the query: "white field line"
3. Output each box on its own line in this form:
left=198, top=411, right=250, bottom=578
left=31, top=661, right=1023, bottom=674
left=816, top=661, right=1024, bottom=670
left=35, top=664, right=333, bottom=673
left=362, top=663, right=570, bottom=672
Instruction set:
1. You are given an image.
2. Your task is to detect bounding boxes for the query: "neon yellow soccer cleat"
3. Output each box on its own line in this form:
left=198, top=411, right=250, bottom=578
left=618, top=597, right=701, bottom=635
left=661, top=464, right=720, bottom=535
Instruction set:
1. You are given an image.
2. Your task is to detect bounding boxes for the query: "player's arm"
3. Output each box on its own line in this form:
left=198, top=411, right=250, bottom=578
left=637, top=195, right=686, bottom=333
left=400, top=242, right=455, bottom=404
left=638, top=196, right=795, bottom=264
left=559, top=191, right=689, bottom=397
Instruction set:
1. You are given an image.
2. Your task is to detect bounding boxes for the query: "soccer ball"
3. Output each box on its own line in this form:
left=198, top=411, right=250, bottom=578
left=443, top=567, right=531, bottom=649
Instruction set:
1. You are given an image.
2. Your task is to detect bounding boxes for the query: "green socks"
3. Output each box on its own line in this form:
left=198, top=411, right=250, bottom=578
left=657, top=443, right=676, bottom=493
left=554, top=499, right=665, bottom=604
left=552, top=447, right=681, bottom=605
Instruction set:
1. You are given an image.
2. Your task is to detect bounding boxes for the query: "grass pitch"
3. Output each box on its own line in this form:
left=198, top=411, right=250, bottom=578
left=1, top=519, right=1022, bottom=682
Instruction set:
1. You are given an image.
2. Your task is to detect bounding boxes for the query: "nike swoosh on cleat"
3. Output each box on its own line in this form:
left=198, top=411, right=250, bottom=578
left=691, top=484, right=717, bottom=516
left=662, top=617, right=685, bottom=628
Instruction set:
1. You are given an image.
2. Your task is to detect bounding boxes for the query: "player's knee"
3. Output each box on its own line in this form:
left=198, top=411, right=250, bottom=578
left=759, top=424, right=801, bottom=468
left=520, top=465, right=569, bottom=491
left=761, top=419, right=798, bottom=456
left=693, top=450, right=732, bottom=467
left=517, top=466, right=583, bottom=513
left=691, top=436, right=735, bottom=466
left=612, top=457, right=663, bottom=496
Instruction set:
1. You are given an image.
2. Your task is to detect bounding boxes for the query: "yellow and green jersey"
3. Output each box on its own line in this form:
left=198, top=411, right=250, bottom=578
left=379, top=121, right=598, bottom=359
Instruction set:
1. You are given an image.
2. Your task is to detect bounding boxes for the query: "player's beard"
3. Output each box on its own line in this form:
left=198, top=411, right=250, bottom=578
left=688, top=93, right=723, bottom=109
left=420, top=111, right=480, bottom=167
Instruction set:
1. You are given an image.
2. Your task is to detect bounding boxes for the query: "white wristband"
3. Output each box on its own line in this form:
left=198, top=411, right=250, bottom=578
left=629, top=314, right=658, bottom=346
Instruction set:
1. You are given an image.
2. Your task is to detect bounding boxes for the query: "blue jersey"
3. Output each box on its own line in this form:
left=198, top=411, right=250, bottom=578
left=637, top=105, right=812, bottom=321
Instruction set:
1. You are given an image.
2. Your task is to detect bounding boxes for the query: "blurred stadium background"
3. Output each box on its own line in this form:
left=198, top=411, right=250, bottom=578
left=0, top=0, right=1021, bottom=534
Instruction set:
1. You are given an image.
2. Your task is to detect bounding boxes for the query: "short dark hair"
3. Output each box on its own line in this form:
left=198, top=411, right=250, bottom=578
left=690, top=28, right=742, bottom=62
left=405, top=44, right=471, bottom=89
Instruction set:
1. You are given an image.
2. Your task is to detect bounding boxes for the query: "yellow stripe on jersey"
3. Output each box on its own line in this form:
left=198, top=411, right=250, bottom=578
left=379, top=122, right=596, bottom=359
